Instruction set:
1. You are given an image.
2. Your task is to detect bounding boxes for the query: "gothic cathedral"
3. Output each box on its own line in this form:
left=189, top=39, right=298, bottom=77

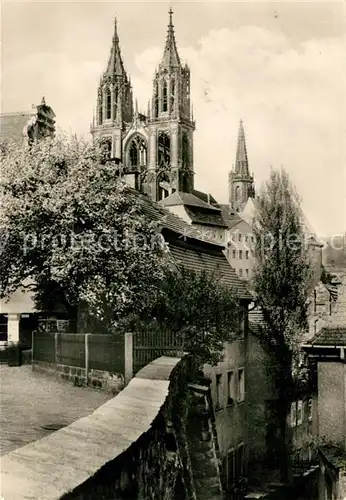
left=90, top=10, right=195, bottom=202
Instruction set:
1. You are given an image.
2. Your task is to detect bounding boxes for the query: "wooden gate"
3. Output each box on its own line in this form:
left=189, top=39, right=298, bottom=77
left=133, top=329, right=184, bottom=374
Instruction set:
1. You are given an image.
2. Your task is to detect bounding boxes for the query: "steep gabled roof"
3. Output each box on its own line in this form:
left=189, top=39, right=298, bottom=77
left=168, top=239, right=251, bottom=300
left=219, top=204, right=244, bottom=230
left=192, top=189, right=218, bottom=206
left=159, top=191, right=219, bottom=211
left=130, top=189, right=252, bottom=300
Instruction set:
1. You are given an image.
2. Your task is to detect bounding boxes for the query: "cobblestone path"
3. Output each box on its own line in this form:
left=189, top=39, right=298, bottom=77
left=0, top=365, right=112, bottom=455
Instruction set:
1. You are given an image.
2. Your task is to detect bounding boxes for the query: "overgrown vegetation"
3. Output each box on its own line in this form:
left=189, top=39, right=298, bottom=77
left=0, top=135, right=166, bottom=331
left=120, top=267, right=242, bottom=366
left=252, top=168, right=312, bottom=481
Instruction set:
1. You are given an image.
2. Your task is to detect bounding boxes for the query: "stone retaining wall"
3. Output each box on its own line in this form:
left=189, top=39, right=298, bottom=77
left=32, top=359, right=124, bottom=394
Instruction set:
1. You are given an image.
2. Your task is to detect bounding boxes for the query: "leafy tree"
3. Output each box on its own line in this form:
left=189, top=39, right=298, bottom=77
left=0, top=135, right=166, bottom=332
left=251, top=168, right=312, bottom=481
left=121, top=267, right=242, bottom=366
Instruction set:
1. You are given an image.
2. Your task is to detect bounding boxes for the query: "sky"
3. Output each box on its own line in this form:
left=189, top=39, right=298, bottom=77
left=1, top=0, right=346, bottom=237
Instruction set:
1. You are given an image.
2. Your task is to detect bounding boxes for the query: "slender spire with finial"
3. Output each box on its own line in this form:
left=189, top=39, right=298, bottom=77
left=105, top=17, right=127, bottom=77
left=160, top=8, right=181, bottom=68
left=235, top=119, right=250, bottom=176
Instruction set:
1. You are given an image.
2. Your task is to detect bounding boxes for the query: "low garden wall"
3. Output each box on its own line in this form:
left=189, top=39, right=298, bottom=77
left=32, top=331, right=133, bottom=393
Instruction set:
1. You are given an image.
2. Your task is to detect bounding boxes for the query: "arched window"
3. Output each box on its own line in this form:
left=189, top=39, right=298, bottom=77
left=114, top=87, right=118, bottom=120
left=105, top=88, right=111, bottom=120
left=154, top=82, right=159, bottom=118
left=235, top=185, right=241, bottom=201
left=162, top=80, right=168, bottom=112
left=158, top=132, right=170, bottom=168
left=127, top=135, right=147, bottom=168
left=170, top=78, right=175, bottom=113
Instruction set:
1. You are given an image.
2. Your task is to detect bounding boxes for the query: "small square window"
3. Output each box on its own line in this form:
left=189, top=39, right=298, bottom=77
left=238, top=369, right=245, bottom=402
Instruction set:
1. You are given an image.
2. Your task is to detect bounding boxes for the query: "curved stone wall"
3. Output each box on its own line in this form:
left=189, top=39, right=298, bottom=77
left=0, top=356, right=192, bottom=499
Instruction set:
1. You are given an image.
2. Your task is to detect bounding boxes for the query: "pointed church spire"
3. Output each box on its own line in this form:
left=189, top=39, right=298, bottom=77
left=105, top=17, right=127, bottom=77
left=235, top=119, right=249, bottom=176
left=160, top=8, right=181, bottom=69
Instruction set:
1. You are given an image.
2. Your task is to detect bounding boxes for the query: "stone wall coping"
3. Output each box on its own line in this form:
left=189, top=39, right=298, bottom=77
left=0, top=356, right=183, bottom=500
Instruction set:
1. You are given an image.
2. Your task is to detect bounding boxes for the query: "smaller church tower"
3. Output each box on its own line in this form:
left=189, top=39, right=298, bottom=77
left=90, top=18, right=133, bottom=161
left=146, top=9, right=195, bottom=201
left=229, top=120, right=255, bottom=212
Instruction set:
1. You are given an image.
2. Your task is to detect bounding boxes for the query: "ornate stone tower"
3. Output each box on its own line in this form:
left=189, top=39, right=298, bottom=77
left=229, top=120, right=255, bottom=212
left=146, top=9, right=195, bottom=201
left=90, top=18, right=133, bottom=161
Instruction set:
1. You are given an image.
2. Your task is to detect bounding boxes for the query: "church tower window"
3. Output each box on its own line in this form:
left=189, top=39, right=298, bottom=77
left=154, top=82, right=159, bottom=118
left=127, top=135, right=147, bottom=168
left=114, top=87, right=118, bottom=120
left=162, top=80, right=168, bottom=112
left=235, top=185, right=241, bottom=202
left=158, top=132, right=170, bottom=168
left=105, top=88, right=112, bottom=120
left=170, top=78, right=175, bottom=112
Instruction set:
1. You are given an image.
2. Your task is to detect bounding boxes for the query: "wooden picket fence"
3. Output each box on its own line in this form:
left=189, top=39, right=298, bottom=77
left=132, top=329, right=184, bottom=374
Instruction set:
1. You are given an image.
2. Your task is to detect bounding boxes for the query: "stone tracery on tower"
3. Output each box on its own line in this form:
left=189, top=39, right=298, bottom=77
left=90, top=10, right=195, bottom=202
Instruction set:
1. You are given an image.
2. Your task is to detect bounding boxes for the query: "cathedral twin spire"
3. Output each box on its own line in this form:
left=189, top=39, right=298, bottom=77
left=160, top=8, right=181, bottom=69
left=105, top=18, right=127, bottom=78
left=91, top=9, right=195, bottom=201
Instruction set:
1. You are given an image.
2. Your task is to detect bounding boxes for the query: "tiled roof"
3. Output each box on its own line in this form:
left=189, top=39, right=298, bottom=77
left=129, top=189, right=252, bottom=300
left=219, top=204, right=244, bottom=229
left=0, top=112, right=32, bottom=145
left=185, top=206, right=227, bottom=228
left=133, top=190, right=216, bottom=243
left=159, top=191, right=220, bottom=211
left=192, top=189, right=218, bottom=206
left=310, top=327, right=346, bottom=347
left=168, top=240, right=251, bottom=300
